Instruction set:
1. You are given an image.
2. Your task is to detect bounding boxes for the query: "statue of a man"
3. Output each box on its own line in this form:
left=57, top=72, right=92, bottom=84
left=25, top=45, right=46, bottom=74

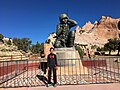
left=54, top=13, right=77, bottom=48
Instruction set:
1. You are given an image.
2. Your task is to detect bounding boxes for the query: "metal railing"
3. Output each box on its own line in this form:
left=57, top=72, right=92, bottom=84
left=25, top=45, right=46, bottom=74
left=0, top=57, right=120, bottom=88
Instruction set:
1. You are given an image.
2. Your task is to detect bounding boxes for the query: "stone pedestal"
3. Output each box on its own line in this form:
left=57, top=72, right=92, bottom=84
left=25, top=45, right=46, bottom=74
left=55, top=47, right=78, bottom=59
left=55, top=47, right=78, bottom=66
left=55, top=47, right=88, bottom=74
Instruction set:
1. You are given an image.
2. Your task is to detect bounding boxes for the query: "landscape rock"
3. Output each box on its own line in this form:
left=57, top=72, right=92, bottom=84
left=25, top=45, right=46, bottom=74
left=75, top=16, right=120, bottom=47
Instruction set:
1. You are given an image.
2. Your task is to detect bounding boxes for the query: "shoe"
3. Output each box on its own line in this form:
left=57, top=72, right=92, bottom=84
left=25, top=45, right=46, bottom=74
left=53, top=84, right=57, bottom=87
left=47, top=84, right=51, bottom=87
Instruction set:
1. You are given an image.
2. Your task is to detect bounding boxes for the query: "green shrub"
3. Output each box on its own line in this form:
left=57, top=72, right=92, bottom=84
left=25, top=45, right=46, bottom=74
left=91, top=45, right=97, bottom=49
left=75, top=45, right=84, bottom=60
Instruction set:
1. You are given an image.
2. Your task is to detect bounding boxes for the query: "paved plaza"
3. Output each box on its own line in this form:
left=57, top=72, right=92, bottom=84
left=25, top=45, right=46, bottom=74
left=0, top=83, right=120, bottom=90
left=0, top=66, right=119, bottom=87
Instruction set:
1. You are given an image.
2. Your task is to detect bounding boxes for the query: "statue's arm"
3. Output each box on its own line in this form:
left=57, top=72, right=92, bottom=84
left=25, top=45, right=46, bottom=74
left=68, top=19, right=78, bottom=28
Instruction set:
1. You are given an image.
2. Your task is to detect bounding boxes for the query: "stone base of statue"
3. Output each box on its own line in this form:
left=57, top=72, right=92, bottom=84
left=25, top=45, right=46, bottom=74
left=55, top=47, right=88, bottom=74
left=55, top=47, right=78, bottom=66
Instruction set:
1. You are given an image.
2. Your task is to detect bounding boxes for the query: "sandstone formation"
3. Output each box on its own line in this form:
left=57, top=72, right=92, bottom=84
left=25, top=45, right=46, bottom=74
left=75, top=16, right=120, bottom=47
left=46, top=32, right=56, bottom=44
left=81, top=21, right=94, bottom=31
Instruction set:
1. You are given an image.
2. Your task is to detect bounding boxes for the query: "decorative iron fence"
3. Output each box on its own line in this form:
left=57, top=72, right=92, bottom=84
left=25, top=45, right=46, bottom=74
left=0, top=57, right=120, bottom=88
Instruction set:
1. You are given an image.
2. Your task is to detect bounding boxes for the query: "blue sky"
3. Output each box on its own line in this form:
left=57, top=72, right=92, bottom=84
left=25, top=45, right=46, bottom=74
left=0, top=0, right=120, bottom=44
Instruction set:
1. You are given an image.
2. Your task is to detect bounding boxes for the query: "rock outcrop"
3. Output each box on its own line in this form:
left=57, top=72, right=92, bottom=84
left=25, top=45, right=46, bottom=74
left=46, top=32, right=56, bottom=44
left=0, top=36, right=23, bottom=56
left=81, top=21, right=94, bottom=31
left=75, top=16, right=120, bottom=47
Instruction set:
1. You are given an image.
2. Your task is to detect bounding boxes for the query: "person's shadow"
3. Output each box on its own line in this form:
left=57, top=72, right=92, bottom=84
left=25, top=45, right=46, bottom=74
left=36, top=74, right=48, bottom=86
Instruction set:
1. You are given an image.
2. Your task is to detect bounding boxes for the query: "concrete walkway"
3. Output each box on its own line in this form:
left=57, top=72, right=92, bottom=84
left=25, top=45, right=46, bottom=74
left=0, top=83, right=120, bottom=90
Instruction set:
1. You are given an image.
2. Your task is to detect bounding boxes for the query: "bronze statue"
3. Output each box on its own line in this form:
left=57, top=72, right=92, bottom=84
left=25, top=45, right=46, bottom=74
left=54, top=13, right=77, bottom=48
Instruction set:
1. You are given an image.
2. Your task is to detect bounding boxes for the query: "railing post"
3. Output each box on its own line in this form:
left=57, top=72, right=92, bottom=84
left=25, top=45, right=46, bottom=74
left=117, top=58, right=120, bottom=82
left=6, top=61, right=8, bottom=87
left=15, top=60, right=18, bottom=76
left=11, top=55, right=12, bottom=60
left=60, top=61, right=61, bottom=85
left=27, top=60, right=28, bottom=86
left=21, top=55, right=22, bottom=60
left=2, top=61, right=5, bottom=87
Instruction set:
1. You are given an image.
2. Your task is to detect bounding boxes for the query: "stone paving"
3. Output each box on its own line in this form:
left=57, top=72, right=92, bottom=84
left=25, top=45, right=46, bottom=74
left=0, top=83, right=120, bottom=90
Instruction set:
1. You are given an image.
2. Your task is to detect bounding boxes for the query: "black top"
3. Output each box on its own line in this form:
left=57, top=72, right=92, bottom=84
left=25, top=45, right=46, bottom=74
left=47, top=53, right=57, bottom=68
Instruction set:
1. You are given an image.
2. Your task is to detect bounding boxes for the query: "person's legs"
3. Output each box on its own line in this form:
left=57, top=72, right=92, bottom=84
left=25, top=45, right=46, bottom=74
left=88, top=54, right=91, bottom=60
left=43, top=62, right=47, bottom=74
left=53, top=67, right=57, bottom=85
left=48, top=68, right=52, bottom=84
left=40, top=62, right=44, bottom=75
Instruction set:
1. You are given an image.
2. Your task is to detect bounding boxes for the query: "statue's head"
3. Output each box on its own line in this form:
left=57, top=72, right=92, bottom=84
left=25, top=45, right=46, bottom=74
left=59, top=13, right=69, bottom=23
